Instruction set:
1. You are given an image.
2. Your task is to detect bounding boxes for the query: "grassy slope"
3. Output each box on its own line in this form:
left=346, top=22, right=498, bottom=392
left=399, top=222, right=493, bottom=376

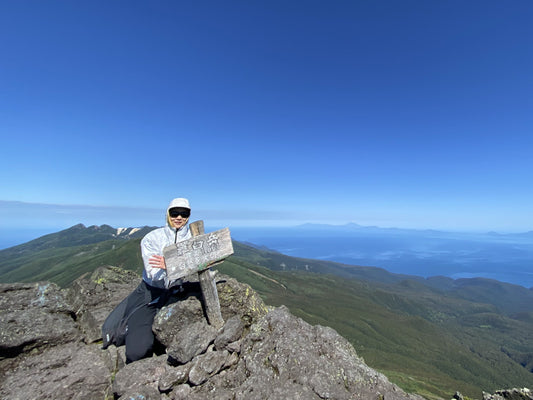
left=219, top=243, right=533, bottom=399
left=0, top=238, right=144, bottom=287
left=217, top=258, right=533, bottom=399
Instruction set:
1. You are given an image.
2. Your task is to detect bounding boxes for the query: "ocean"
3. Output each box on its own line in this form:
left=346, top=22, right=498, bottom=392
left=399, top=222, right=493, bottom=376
left=0, top=228, right=60, bottom=250
left=230, top=226, right=533, bottom=289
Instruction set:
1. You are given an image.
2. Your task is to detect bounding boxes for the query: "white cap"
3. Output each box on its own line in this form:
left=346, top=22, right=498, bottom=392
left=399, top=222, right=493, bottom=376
left=168, top=198, right=191, bottom=210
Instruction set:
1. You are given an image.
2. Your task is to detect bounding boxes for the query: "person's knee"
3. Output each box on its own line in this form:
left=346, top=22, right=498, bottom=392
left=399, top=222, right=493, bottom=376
left=125, top=321, right=155, bottom=363
left=125, top=336, right=153, bottom=363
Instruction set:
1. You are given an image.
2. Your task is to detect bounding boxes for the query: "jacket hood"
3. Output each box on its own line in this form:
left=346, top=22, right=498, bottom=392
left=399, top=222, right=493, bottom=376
left=165, top=198, right=191, bottom=231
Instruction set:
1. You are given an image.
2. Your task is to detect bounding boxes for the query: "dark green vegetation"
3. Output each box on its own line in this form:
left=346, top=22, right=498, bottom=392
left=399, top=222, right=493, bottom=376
left=0, top=224, right=150, bottom=287
left=222, top=244, right=533, bottom=399
left=1, top=224, right=532, bottom=399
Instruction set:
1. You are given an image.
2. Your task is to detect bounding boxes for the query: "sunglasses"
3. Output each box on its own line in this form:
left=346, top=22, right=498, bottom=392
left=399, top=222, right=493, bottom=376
left=169, top=209, right=190, bottom=218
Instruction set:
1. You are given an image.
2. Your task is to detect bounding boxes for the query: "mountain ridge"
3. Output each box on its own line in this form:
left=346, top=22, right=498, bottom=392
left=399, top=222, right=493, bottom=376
left=294, top=222, right=533, bottom=237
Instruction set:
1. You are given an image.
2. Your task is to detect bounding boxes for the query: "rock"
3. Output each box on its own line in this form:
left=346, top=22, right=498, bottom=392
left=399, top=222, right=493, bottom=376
left=102, top=343, right=126, bottom=375
left=188, top=347, right=231, bottom=386
left=166, top=321, right=217, bottom=365
left=154, top=276, right=265, bottom=366
left=177, top=305, right=425, bottom=400
left=238, top=306, right=424, bottom=400
left=483, top=388, right=533, bottom=400
left=0, top=282, right=79, bottom=358
left=158, top=363, right=191, bottom=392
left=0, top=282, right=72, bottom=313
left=153, top=296, right=209, bottom=347
left=0, top=342, right=110, bottom=400
left=65, top=266, right=139, bottom=343
left=216, top=275, right=270, bottom=325
left=113, top=354, right=170, bottom=397
left=214, top=315, right=244, bottom=351
left=167, top=383, right=191, bottom=400
left=117, top=386, right=161, bottom=400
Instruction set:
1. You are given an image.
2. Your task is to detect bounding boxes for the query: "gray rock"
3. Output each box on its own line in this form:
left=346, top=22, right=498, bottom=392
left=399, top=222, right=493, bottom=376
left=158, top=363, right=191, bottom=392
left=0, top=282, right=72, bottom=313
left=235, top=306, right=424, bottom=400
left=65, top=266, right=140, bottom=343
left=182, top=305, right=425, bottom=400
left=102, top=343, right=127, bottom=375
left=113, top=354, right=170, bottom=397
left=0, top=342, right=110, bottom=400
left=117, top=386, right=161, bottom=400
left=153, top=296, right=206, bottom=347
left=167, top=383, right=191, bottom=400
left=188, top=348, right=231, bottom=386
left=483, top=388, right=533, bottom=400
left=225, top=338, right=241, bottom=353
left=214, top=315, right=244, bottom=351
left=166, top=321, right=217, bottom=365
left=0, top=282, right=79, bottom=357
left=216, top=275, right=270, bottom=325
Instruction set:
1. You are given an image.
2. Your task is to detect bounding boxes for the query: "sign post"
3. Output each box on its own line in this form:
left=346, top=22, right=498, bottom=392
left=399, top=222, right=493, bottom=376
left=163, top=221, right=232, bottom=328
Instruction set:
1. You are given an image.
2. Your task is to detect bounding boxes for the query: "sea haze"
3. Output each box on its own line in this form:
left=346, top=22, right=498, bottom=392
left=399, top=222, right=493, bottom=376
left=229, top=224, right=533, bottom=289
left=0, top=228, right=61, bottom=250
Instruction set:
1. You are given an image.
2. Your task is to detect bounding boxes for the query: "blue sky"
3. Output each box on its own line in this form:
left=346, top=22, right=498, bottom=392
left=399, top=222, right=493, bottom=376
left=1, top=0, right=533, bottom=235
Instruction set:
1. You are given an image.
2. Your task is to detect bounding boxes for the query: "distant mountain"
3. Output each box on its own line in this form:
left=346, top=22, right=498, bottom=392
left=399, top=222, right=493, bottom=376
left=295, top=222, right=533, bottom=236
left=1, top=223, right=154, bottom=255
left=0, top=224, right=156, bottom=287
left=294, top=222, right=450, bottom=235
left=1, top=224, right=533, bottom=398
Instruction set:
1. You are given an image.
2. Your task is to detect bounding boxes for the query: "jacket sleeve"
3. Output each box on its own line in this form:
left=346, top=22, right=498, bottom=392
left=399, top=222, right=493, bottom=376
left=140, top=232, right=167, bottom=285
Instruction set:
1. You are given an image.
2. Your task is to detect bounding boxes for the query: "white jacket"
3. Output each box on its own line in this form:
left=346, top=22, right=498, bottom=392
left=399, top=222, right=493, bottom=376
left=140, top=202, right=192, bottom=289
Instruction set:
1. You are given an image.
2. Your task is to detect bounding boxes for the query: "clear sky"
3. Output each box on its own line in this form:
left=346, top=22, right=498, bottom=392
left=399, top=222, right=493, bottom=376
left=1, top=0, right=533, bottom=233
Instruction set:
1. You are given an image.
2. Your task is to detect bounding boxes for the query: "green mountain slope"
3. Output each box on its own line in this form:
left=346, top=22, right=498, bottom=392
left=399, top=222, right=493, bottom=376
left=0, top=225, right=147, bottom=286
left=218, top=256, right=533, bottom=399
left=1, top=225, right=532, bottom=399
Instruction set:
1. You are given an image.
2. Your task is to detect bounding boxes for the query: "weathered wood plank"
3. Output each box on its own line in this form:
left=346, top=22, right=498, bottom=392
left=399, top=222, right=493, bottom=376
left=163, top=227, right=234, bottom=281
left=198, top=269, right=224, bottom=328
left=189, top=219, right=204, bottom=237
left=190, top=220, right=225, bottom=328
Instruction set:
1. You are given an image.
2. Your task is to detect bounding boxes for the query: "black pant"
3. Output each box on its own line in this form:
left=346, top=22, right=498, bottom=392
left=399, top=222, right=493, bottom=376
left=124, top=281, right=169, bottom=363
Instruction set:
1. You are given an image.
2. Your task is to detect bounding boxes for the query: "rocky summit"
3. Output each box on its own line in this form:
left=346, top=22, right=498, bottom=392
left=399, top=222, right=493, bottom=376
left=0, top=266, right=529, bottom=400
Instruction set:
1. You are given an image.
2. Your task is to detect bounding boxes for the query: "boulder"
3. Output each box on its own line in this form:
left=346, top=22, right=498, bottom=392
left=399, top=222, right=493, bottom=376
left=214, top=315, right=244, bottom=351
left=113, top=354, right=170, bottom=397
left=0, top=282, right=79, bottom=358
left=166, top=321, right=218, bottom=364
left=0, top=342, right=110, bottom=400
left=65, top=266, right=139, bottom=343
left=483, top=388, right=533, bottom=400
left=181, top=305, right=425, bottom=400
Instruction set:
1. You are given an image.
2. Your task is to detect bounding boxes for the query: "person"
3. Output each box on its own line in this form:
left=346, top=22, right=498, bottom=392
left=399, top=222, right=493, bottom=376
left=124, top=197, right=192, bottom=363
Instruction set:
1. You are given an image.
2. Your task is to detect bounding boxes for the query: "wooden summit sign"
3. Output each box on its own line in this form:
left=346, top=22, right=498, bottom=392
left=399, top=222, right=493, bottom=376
left=163, top=226, right=234, bottom=282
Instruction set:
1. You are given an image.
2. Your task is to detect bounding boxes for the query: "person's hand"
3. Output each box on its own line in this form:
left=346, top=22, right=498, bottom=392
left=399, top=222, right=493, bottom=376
left=149, top=255, right=166, bottom=270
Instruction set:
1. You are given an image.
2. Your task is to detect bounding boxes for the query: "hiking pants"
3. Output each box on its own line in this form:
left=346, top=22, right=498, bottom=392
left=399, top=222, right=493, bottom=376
left=124, top=281, right=168, bottom=363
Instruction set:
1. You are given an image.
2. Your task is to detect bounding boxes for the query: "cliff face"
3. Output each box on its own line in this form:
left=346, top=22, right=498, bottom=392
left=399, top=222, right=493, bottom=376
left=0, top=266, right=525, bottom=400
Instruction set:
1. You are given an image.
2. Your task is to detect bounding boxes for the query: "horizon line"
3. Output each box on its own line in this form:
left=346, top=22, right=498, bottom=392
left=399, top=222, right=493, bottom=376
left=1, top=200, right=531, bottom=234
